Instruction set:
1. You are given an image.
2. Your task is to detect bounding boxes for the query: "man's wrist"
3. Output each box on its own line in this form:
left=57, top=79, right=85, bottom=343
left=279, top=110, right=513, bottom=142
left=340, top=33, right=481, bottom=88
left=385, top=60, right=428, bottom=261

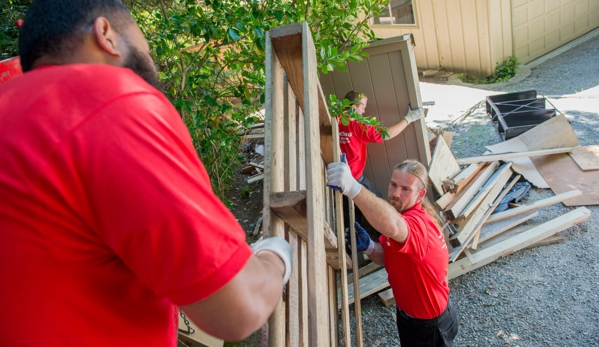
left=364, top=239, right=375, bottom=255
left=345, top=180, right=362, bottom=199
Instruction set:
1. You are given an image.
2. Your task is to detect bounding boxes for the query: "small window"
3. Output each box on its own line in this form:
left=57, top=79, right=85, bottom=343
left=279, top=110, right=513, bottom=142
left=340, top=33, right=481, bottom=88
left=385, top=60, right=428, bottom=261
left=372, top=0, right=416, bottom=26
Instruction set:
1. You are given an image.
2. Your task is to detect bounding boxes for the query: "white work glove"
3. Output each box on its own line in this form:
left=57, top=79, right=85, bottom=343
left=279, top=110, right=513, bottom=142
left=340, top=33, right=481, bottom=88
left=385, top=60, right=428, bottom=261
left=326, top=161, right=362, bottom=199
left=404, top=105, right=424, bottom=124
left=251, top=236, right=292, bottom=284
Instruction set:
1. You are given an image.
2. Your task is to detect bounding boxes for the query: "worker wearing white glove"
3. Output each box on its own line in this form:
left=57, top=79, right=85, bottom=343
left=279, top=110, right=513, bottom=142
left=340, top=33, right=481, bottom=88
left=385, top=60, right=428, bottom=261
left=250, top=236, right=293, bottom=284
left=404, top=105, right=424, bottom=124
left=327, top=160, right=362, bottom=199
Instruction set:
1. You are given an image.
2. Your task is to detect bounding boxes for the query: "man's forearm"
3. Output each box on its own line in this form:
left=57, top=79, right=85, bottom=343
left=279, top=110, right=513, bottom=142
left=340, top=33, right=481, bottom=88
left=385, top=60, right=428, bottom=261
left=353, top=188, right=408, bottom=243
left=368, top=242, right=385, bottom=265
left=385, top=119, right=408, bottom=139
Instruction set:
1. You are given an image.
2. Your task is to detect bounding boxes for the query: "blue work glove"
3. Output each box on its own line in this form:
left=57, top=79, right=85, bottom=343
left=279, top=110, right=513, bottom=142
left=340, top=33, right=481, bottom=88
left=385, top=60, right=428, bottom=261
left=327, top=153, right=362, bottom=199
left=345, top=222, right=375, bottom=255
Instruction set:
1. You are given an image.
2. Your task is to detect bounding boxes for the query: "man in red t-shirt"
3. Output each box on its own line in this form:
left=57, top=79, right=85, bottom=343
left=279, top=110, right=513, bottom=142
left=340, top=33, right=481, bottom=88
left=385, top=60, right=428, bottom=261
left=0, top=1, right=291, bottom=346
left=327, top=159, right=459, bottom=347
left=338, top=91, right=424, bottom=225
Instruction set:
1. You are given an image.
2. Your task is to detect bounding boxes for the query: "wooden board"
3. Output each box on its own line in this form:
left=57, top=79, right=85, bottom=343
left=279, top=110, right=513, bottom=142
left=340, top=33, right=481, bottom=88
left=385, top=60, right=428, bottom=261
left=448, top=207, right=591, bottom=279
left=342, top=267, right=389, bottom=306
left=484, top=189, right=581, bottom=224
left=428, top=134, right=461, bottom=195
left=445, top=161, right=498, bottom=220
left=531, top=154, right=599, bottom=206
left=485, top=114, right=580, bottom=188
left=569, top=145, right=599, bottom=171
left=478, top=210, right=538, bottom=244
left=455, top=147, right=575, bottom=165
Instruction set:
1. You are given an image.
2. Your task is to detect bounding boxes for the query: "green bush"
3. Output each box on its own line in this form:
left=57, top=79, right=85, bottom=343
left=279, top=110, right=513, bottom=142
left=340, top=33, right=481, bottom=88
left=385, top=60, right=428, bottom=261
left=0, top=1, right=28, bottom=60
left=458, top=56, right=519, bottom=85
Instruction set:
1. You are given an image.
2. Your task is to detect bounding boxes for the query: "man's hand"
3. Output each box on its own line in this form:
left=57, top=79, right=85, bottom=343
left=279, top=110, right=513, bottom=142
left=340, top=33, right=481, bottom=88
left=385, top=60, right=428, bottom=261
left=327, top=160, right=361, bottom=199
left=250, top=236, right=292, bottom=284
left=405, top=105, right=424, bottom=124
left=346, top=222, right=375, bottom=254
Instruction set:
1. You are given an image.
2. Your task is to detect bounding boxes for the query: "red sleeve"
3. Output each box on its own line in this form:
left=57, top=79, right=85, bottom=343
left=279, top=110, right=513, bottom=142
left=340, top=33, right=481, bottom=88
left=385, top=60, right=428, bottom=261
left=348, top=120, right=383, bottom=143
left=48, top=92, right=251, bottom=305
left=378, top=209, right=429, bottom=261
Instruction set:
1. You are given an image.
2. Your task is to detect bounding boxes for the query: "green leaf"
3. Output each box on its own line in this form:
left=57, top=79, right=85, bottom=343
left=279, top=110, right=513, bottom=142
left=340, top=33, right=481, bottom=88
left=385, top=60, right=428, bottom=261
left=228, top=28, right=242, bottom=41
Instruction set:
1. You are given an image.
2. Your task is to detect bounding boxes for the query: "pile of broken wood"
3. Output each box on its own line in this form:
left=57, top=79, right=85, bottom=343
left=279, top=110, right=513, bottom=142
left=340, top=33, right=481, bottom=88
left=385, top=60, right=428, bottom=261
left=343, top=114, right=593, bottom=307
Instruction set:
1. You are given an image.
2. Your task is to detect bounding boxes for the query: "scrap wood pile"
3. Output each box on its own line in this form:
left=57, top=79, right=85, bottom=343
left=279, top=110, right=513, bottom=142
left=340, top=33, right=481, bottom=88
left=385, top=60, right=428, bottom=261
left=343, top=113, right=596, bottom=307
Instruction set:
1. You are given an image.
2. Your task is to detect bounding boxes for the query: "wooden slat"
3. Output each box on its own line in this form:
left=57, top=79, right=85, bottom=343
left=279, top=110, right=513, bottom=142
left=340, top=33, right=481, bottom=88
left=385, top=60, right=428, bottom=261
left=569, top=145, right=599, bottom=171
left=448, top=207, right=591, bottom=280
left=428, top=134, right=461, bottom=195
left=269, top=23, right=335, bottom=166
left=345, top=267, right=389, bottom=306
left=484, top=190, right=582, bottom=224
left=332, top=106, right=351, bottom=345
left=435, top=191, right=455, bottom=210
left=270, top=191, right=337, bottom=250
left=328, top=266, right=338, bottom=347
left=455, top=147, right=575, bottom=165
left=299, top=239, right=309, bottom=345
left=448, top=163, right=484, bottom=193
left=457, top=162, right=513, bottom=220
left=479, top=211, right=538, bottom=244
left=348, top=200, right=363, bottom=347
left=301, top=21, right=329, bottom=347
left=470, top=174, right=521, bottom=250
left=449, top=165, right=513, bottom=256
left=283, top=75, right=300, bottom=347
left=377, top=289, right=396, bottom=307
left=263, top=31, right=286, bottom=345
left=445, top=161, right=498, bottom=220
left=523, top=233, right=564, bottom=249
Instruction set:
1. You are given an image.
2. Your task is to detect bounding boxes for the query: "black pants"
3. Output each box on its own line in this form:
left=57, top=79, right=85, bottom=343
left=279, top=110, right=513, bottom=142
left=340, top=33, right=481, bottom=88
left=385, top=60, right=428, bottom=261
left=396, top=300, right=459, bottom=347
left=342, top=175, right=382, bottom=228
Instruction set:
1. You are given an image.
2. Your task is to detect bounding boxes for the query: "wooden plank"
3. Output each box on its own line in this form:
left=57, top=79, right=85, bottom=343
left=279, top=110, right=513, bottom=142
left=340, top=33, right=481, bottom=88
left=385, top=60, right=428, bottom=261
left=441, top=130, right=454, bottom=149
left=344, top=267, right=389, bottom=306
left=435, top=191, right=455, bottom=210
left=287, top=231, right=300, bottom=347
left=470, top=174, right=522, bottom=250
left=485, top=190, right=582, bottom=224
left=569, top=145, right=599, bottom=171
left=445, top=161, right=498, bottom=220
left=299, top=239, right=309, bottom=345
left=325, top=250, right=352, bottom=271
left=377, top=289, right=396, bottom=307
left=301, top=21, right=329, bottom=347
left=348, top=200, right=363, bottom=347
left=523, top=233, right=564, bottom=250
left=449, top=163, right=484, bottom=193
left=269, top=23, right=334, bottom=166
left=270, top=191, right=337, bottom=250
left=247, top=173, right=264, bottom=183
left=328, top=266, right=338, bottom=347
left=284, top=76, right=300, bottom=347
left=346, top=262, right=383, bottom=285
left=448, top=207, right=591, bottom=280
left=263, top=31, right=286, bottom=345
left=532, top=154, right=599, bottom=206
left=449, top=165, right=512, bottom=256
left=478, top=211, right=538, bottom=244
left=331, top=109, right=351, bottom=346
left=458, top=163, right=513, bottom=220
left=455, top=147, right=575, bottom=165
left=428, top=134, right=461, bottom=195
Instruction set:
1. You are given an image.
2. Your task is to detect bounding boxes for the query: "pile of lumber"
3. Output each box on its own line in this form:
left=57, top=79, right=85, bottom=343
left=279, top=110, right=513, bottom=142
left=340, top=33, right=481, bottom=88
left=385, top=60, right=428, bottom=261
left=241, top=161, right=265, bottom=183
left=341, top=132, right=591, bottom=308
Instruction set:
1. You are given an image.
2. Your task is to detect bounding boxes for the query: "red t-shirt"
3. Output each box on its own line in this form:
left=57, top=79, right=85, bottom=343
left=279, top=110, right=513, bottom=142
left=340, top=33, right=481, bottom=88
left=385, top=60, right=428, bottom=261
left=0, top=64, right=252, bottom=346
left=379, top=203, right=449, bottom=319
left=337, top=118, right=383, bottom=179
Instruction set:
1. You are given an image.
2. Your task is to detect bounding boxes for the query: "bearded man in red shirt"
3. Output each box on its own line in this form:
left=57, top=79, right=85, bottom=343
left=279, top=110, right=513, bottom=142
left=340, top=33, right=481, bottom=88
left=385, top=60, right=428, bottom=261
left=328, top=159, right=459, bottom=347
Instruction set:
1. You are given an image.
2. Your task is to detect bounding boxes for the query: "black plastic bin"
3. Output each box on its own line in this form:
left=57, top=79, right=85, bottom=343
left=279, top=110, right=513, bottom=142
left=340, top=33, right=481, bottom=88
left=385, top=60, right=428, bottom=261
left=486, top=90, right=556, bottom=140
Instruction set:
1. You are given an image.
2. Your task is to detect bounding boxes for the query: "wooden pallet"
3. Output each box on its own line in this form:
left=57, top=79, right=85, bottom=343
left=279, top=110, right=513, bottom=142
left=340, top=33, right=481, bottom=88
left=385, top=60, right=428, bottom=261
left=263, top=23, right=361, bottom=347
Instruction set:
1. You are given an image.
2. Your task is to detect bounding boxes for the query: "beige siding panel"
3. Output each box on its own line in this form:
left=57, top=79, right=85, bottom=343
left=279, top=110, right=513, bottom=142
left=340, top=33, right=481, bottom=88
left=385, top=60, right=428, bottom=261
left=433, top=0, right=454, bottom=69
left=418, top=0, right=441, bottom=69
left=476, top=0, right=493, bottom=76
left=445, top=1, right=468, bottom=72
left=512, top=0, right=599, bottom=64
left=489, top=0, right=514, bottom=66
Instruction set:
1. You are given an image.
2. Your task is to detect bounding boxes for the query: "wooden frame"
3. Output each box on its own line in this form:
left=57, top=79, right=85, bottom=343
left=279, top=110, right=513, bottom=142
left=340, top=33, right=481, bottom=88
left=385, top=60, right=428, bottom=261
left=264, top=23, right=360, bottom=347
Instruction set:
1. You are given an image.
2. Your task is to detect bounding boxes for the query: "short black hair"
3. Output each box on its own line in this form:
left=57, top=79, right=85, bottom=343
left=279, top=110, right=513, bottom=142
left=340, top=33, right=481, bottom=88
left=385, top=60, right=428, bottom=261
left=18, top=0, right=132, bottom=72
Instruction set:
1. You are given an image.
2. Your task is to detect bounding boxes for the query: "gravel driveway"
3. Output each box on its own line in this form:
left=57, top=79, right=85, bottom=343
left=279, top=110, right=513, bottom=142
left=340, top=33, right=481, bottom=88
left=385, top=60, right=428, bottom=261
left=355, top=32, right=599, bottom=347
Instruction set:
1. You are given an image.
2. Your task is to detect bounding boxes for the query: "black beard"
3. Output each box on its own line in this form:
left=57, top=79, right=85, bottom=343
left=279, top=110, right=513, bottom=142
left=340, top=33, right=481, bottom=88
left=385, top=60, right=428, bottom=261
left=124, top=45, right=161, bottom=90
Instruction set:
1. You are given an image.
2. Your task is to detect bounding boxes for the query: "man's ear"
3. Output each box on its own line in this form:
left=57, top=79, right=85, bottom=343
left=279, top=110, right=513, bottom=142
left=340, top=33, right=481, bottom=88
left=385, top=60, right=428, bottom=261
left=92, top=17, right=124, bottom=57
left=417, top=188, right=427, bottom=202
